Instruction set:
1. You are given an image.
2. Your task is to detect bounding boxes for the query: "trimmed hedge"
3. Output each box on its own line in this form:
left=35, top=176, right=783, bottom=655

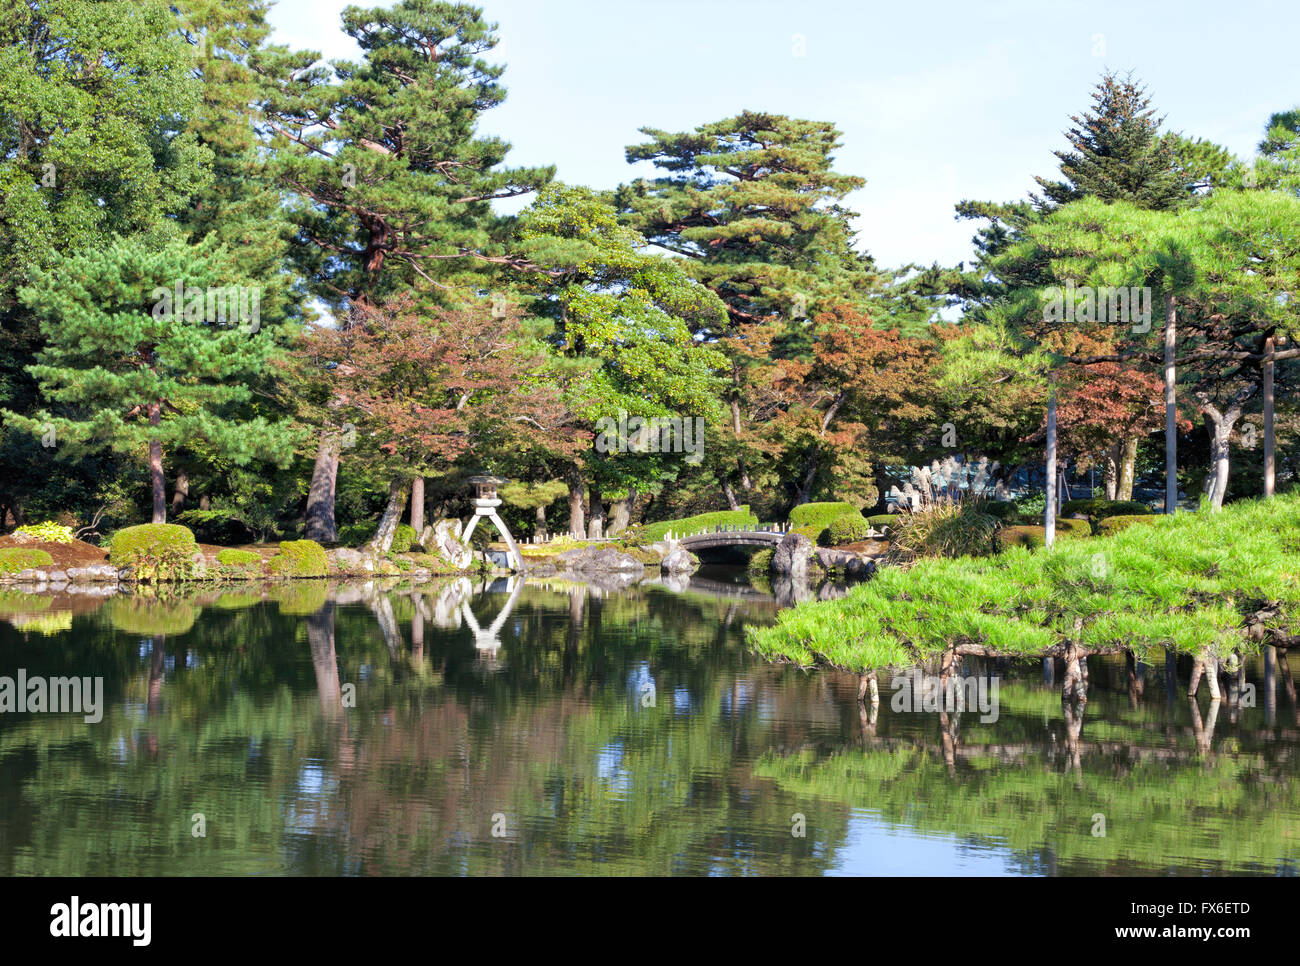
left=1097, top=514, right=1158, bottom=537
left=216, top=548, right=262, bottom=568
left=267, top=539, right=328, bottom=577
left=0, top=547, right=54, bottom=574
left=824, top=513, right=871, bottom=545
left=638, top=507, right=758, bottom=543
left=109, top=523, right=199, bottom=580
left=788, top=502, right=859, bottom=533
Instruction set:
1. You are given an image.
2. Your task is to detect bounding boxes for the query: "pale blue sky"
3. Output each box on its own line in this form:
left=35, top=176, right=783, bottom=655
left=266, top=0, right=1297, bottom=269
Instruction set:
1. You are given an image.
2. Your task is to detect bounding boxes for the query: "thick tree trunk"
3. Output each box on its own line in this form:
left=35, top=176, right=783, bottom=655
left=305, top=428, right=341, bottom=543
left=367, top=478, right=411, bottom=554
left=1116, top=436, right=1138, bottom=501
left=1204, top=414, right=1235, bottom=510
left=607, top=489, right=633, bottom=535
left=1044, top=390, right=1057, bottom=548
left=1164, top=294, right=1178, bottom=514
left=149, top=402, right=166, bottom=524
left=409, top=476, right=425, bottom=533
left=587, top=484, right=604, bottom=539
left=1264, top=335, right=1276, bottom=498
left=171, top=470, right=189, bottom=517
left=1103, top=443, right=1119, bottom=500
left=567, top=470, right=585, bottom=539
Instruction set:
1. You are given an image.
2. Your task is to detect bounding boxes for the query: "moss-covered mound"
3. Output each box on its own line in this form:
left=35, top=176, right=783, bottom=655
left=390, top=523, right=418, bottom=553
left=0, top=547, right=54, bottom=574
left=748, top=495, right=1300, bottom=673
left=1097, top=514, right=1158, bottom=537
left=747, top=548, right=774, bottom=576
left=636, top=507, right=758, bottom=543
left=109, top=523, right=199, bottom=580
left=266, top=539, right=328, bottom=577
left=216, top=548, right=262, bottom=568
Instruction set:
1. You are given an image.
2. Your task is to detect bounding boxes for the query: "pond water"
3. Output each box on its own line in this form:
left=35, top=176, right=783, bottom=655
left=0, top=571, right=1297, bottom=876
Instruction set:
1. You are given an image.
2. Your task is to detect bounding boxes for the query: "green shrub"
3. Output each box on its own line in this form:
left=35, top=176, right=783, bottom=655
left=888, top=502, right=999, bottom=562
left=866, top=513, right=899, bottom=532
left=1060, top=498, right=1153, bottom=522
left=387, top=553, right=414, bottom=572
left=788, top=502, right=858, bottom=533
left=1054, top=517, right=1092, bottom=539
left=824, top=513, right=871, bottom=545
left=109, top=523, right=199, bottom=580
left=747, top=548, right=774, bottom=576
left=978, top=501, right=1020, bottom=521
left=1097, top=514, right=1157, bottom=537
left=638, top=507, right=758, bottom=543
left=216, top=548, right=262, bottom=568
left=790, top=524, right=824, bottom=542
left=266, top=539, right=328, bottom=577
left=996, top=525, right=1046, bottom=551
left=390, top=523, right=418, bottom=553
left=12, top=521, right=75, bottom=543
left=335, top=523, right=373, bottom=547
left=0, top=548, right=54, bottom=574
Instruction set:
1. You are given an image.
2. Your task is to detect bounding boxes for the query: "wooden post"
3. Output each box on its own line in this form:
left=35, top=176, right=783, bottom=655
left=1264, top=335, right=1276, bottom=498
left=1164, top=293, right=1178, bottom=515
left=1045, top=389, right=1057, bottom=548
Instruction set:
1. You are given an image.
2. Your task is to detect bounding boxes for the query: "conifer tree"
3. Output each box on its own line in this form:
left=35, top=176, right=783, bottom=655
left=2, top=236, right=298, bottom=523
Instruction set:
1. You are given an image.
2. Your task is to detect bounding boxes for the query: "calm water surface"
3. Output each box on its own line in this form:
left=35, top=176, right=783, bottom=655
left=1, top=570, right=1297, bottom=876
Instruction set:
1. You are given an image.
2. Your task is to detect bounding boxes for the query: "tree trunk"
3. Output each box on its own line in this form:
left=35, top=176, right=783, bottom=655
left=722, top=480, right=741, bottom=511
left=409, top=476, right=425, bottom=533
left=171, top=470, right=189, bottom=517
left=567, top=470, right=585, bottom=539
left=149, top=402, right=166, bottom=524
left=1264, top=335, right=1275, bottom=498
left=367, top=478, right=411, bottom=554
left=1103, top=443, right=1119, bottom=500
left=305, top=428, right=341, bottom=543
left=1116, top=436, right=1138, bottom=501
left=1044, top=389, right=1057, bottom=548
left=608, top=489, right=633, bottom=535
left=1164, top=294, right=1178, bottom=515
left=587, top=484, right=603, bottom=539
left=1203, top=409, right=1237, bottom=511
left=534, top=504, right=548, bottom=541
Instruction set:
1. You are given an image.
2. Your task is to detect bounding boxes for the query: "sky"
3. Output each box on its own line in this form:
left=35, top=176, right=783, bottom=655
left=265, top=0, right=1298, bottom=270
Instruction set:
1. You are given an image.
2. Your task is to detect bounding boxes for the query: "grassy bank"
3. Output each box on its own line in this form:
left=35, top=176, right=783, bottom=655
left=747, top=494, right=1300, bottom=672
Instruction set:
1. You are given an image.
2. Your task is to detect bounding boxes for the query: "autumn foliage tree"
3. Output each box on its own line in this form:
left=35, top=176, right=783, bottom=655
left=290, top=295, right=578, bottom=551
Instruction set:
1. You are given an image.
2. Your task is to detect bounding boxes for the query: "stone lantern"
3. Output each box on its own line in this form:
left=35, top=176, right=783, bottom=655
left=460, top=474, right=523, bottom=571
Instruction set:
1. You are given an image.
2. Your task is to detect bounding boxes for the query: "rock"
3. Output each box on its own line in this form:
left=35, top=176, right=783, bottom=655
left=428, top=519, right=475, bottom=570
left=331, top=547, right=376, bottom=573
left=660, top=547, right=699, bottom=576
left=771, top=532, right=814, bottom=581
left=555, top=546, right=645, bottom=578
left=46, top=570, right=67, bottom=583
left=9, top=531, right=37, bottom=544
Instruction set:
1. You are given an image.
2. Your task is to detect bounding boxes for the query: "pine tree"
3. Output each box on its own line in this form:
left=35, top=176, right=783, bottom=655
left=2, top=236, right=298, bottom=523
left=254, top=0, right=553, bottom=541
left=1032, top=72, right=1185, bottom=212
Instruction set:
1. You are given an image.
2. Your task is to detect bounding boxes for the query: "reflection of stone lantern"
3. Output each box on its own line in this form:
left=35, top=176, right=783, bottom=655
left=461, top=474, right=523, bottom=571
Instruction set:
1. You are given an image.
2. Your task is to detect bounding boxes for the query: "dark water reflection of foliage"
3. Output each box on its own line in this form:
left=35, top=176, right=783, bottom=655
left=0, top=578, right=1297, bottom=876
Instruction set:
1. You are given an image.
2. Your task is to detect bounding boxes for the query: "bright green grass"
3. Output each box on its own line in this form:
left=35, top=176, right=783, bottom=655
left=747, top=494, right=1300, bottom=672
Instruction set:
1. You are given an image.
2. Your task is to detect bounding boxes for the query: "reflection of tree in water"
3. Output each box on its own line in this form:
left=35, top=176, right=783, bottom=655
left=754, top=661, right=1300, bottom=875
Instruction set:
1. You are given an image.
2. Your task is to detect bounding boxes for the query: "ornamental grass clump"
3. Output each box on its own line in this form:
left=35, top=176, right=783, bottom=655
left=886, top=500, right=999, bottom=564
left=748, top=494, right=1300, bottom=674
